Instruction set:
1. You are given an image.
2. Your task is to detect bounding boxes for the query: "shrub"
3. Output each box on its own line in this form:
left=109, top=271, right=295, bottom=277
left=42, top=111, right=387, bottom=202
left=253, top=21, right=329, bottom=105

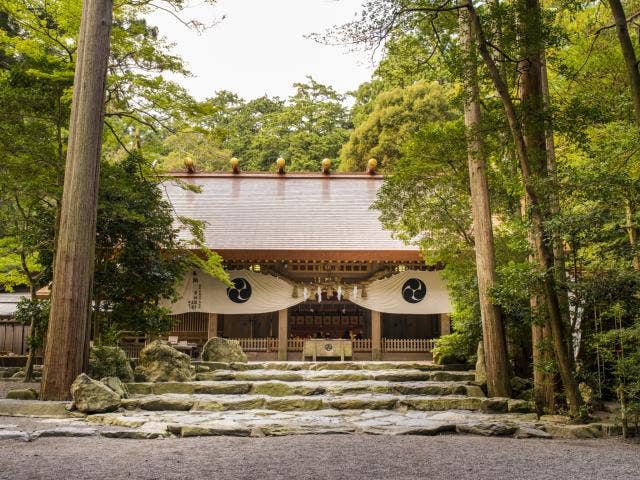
left=432, top=332, right=469, bottom=365
left=88, top=346, right=134, bottom=382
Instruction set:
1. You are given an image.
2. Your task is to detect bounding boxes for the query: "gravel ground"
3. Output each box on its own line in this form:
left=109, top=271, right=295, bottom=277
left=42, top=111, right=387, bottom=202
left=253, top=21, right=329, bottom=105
left=0, top=434, right=638, bottom=480
left=0, top=381, right=39, bottom=398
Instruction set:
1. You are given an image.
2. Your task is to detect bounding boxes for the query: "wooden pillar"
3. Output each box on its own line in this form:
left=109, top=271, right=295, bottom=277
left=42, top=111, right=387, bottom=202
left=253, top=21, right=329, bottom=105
left=278, top=309, right=288, bottom=361
left=207, top=313, right=218, bottom=339
left=439, top=314, right=451, bottom=336
left=371, top=310, right=382, bottom=361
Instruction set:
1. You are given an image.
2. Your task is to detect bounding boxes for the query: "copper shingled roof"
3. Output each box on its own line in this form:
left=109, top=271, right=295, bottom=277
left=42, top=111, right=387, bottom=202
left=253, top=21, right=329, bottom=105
left=162, top=173, right=421, bottom=261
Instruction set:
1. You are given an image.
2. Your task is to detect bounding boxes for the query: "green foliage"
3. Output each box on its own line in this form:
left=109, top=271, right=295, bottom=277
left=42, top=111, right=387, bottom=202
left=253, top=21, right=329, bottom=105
left=91, top=152, right=194, bottom=337
left=341, top=81, right=457, bottom=171
left=88, top=346, right=134, bottom=382
left=187, top=77, right=352, bottom=172
left=432, top=332, right=471, bottom=364
left=13, top=298, right=49, bottom=352
left=592, top=306, right=640, bottom=435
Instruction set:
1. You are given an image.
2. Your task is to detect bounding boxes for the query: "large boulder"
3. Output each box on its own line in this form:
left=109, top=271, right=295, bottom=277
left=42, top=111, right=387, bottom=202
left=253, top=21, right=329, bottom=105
left=71, top=374, right=121, bottom=413
left=134, top=340, right=193, bottom=382
left=201, top=337, right=248, bottom=363
left=101, top=376, right=129, bottom=399
left=88, top=346, right=134, bottom=382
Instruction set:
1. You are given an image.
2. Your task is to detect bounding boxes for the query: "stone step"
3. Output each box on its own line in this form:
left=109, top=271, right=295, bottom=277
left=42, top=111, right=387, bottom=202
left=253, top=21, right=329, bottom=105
left=121, top=393, right=508, bottom=413
left=127, top=380, right=486, bottom=398
left=194, top=361, right=470, bottom=372
left=195, top=369, right=476, bottom=383
left=85, top=409, right=549, bottom=438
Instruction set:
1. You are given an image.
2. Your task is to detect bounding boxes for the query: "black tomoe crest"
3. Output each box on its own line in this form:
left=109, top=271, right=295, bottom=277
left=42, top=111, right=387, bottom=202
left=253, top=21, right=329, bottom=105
left=402, top=278, right=426, bottom=303
left=227, top=278, right=252, bottom=303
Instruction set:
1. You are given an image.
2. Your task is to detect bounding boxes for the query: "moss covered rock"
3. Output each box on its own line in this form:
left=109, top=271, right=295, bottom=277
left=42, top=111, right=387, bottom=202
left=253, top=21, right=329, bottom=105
left=6, top=388, right=38, bottom=400
left=134, top=340, right=194, bottom=382
left=100, top=377, right=129, bottom=399
left=71, top=374, right=121, bottom=414
left=88, top=346, right=134, bottom=382
left=201, top=337, right=248, bottom=363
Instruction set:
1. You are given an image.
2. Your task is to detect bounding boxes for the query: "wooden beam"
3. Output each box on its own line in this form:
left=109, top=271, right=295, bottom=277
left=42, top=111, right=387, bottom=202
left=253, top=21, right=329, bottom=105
left=207, top=313, right=218, bottom=339
left=439, top=314, right=451, bottom=336
left=371, top=310, right=382, bottom=361
left=278, top=309, right=288, bottom=361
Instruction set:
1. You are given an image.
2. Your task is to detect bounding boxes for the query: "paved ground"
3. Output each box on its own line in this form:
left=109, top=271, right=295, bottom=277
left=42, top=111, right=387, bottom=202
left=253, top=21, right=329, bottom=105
left=0, top=434, right=638, bottom=480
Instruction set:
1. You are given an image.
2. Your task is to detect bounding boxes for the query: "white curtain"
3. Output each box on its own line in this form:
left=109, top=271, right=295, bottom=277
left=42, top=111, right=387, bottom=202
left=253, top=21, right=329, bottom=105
left=163, top=269, right=451, bottom=316
left=347, top=270, right=451, bottom=315
left=163, top=269, right=304, bottom=315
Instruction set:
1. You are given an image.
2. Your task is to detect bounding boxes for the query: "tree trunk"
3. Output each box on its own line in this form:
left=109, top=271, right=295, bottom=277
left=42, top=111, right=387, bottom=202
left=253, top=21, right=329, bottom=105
left=522, top=197, right=556, bottom=414
left=625, top=199, right=640, bottom=270
left=607, top=0, right=640, bottom=269
left=540, top=52, right=572, bottom=324
left=466, top=1, right=584, bottom=417
left=608, top=0, right=640, bottom=129
left=460, top=5, right=511, bottom=397
left=531, top=301, right=556, bottom=415
left=40, top=0, right=113, bottom=401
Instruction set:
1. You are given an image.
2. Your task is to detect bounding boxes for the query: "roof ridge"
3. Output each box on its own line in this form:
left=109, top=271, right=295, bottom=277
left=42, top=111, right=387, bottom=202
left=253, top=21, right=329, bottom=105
left=163, top=172, right=385, bottom=179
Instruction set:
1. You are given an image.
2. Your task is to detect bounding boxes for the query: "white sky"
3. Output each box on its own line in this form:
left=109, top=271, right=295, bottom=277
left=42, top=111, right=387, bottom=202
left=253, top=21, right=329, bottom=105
left=146, top=0, right=375, bottom=101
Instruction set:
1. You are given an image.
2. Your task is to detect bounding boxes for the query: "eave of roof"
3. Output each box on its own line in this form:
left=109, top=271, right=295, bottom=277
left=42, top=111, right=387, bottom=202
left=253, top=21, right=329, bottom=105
left=213, top=249, right=422, bottom=263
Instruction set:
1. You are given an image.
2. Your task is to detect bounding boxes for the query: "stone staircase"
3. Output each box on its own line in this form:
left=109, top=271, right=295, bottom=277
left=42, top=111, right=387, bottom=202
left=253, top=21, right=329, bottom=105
left=81, top=361, right=553, bottom=438
left=123, top=361, right=497, bottom=413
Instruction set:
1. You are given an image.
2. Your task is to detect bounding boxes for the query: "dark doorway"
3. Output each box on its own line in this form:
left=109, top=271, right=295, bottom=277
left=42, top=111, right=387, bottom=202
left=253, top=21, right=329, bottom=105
left=288, top=300, right=370, bottom=339
left=382, top=313, right=440, bottom=339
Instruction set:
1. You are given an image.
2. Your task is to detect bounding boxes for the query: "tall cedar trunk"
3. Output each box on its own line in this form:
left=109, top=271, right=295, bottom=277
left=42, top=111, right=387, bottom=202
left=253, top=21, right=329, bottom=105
left=608, top=0, right=640, bottom=127
left=466, top=1, right=584, bottom=416
left=531, top=315, right=556, bottom=414
left=523, top=199, right=556, bottom=414
left=608, top=0, right=640, bottom=269
left=40, top=0, right=113, bottom=401
left=460, top=6, right=511, bottom=397
left=626, top=200, right=640, bottom=270
left=517, top=0, right=583, bottom=416
left=540, top=52, right=572, bottom=327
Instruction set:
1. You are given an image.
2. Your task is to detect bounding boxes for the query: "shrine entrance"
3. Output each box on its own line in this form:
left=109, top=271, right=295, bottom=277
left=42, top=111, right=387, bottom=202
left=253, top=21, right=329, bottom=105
left=287, top=300, right=371, bottom=339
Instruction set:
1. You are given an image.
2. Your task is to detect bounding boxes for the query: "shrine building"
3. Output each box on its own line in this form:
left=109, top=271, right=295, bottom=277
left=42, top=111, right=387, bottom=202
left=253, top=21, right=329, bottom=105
left=158, top=159, right=452, bottom=361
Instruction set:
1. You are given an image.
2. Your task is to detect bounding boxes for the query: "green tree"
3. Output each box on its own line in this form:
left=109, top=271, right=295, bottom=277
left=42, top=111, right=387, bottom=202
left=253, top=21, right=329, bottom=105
left=191, top=77, right=352, bottom=172
left=340, top=80, right=456, bottom=171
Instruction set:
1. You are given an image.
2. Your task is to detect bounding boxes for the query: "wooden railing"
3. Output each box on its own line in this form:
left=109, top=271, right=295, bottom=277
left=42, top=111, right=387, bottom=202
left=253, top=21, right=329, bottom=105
left=383, top=338, right=436, bottom=352
left=115, top=336, right=437, bottom=358
left=352, top=338, right=371, bottom=352
left=233, top=337, right=278, bottom=352
left=287, top=338, right=304, bottom=351
left=120, top=342, right=145, bottom=359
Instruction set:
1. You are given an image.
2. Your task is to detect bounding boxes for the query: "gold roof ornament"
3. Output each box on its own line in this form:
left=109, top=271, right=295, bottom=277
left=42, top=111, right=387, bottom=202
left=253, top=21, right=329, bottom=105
left=367, top=158, right=378, bottom=175
left=184, top=156, right=195, bottom=174
left=321, top=158, right=331, bottom=175
left=230, top=157, right=240, bottom=174
left=276, top=157, right=286, bottom=175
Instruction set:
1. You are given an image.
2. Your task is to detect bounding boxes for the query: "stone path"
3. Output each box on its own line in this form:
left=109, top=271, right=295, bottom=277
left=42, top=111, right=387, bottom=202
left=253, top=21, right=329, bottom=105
left=0, top=361, right=623, bottom=441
